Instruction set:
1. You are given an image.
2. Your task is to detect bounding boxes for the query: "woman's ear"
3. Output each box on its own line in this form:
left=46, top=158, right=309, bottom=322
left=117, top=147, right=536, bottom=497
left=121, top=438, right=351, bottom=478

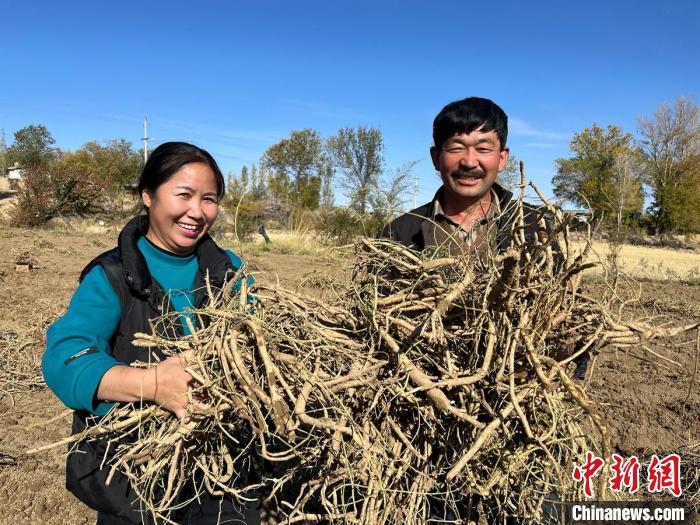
left=141, top=189, right=152, bottom=209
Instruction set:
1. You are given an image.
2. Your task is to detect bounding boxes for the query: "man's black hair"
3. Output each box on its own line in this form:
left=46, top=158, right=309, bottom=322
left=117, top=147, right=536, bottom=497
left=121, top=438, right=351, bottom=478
left=433, top=97, right=508, bottom=151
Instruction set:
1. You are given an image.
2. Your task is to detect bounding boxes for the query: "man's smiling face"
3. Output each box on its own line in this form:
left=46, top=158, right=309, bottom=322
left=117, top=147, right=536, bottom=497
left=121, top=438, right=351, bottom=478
left=431, top=127, right=509, bottom=205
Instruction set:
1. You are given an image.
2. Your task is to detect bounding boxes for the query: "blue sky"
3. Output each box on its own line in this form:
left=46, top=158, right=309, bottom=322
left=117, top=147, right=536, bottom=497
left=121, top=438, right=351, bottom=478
left=1, top=0, right=698, bottom=207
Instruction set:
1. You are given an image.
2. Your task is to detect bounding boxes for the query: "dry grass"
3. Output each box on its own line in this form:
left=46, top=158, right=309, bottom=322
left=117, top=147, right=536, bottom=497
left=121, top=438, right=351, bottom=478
left=232, top=230, right=345, bottom=259
left=571, top=241, right=700, bottom=282
left=0, top=306, right=62, bottom=398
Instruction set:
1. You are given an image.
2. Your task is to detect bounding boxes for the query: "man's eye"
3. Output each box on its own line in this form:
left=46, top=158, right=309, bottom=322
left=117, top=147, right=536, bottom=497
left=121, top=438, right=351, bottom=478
left=446, top=148, right=464, bottom=154
left=178, top=193, right=190, bottom=198
left=478, top=148, right=493, bottom=153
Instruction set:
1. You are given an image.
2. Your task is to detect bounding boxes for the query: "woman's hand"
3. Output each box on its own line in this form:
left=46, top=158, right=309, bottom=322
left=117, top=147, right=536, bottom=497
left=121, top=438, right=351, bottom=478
left=97, top=351, right=199, bottom=421
left=151, top=351, right=195, bottom=420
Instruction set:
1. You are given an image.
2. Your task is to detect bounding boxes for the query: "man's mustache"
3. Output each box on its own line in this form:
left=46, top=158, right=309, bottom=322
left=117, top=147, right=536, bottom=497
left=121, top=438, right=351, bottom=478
left=450, top=167, right=486, bottom=179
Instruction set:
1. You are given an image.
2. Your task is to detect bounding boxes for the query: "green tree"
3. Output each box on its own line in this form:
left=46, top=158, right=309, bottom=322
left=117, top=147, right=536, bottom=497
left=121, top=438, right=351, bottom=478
left=7, top=124, right=56, bottom=168
left=227, top=166, right=249, bottom=202
left=552, top=124, right=643, bottom=223
left=249, top=163, right=267, bottom=200
left=62, top=139, right=142, bottom=194
left=327, top=126, right=384, bottom=214
left=638, top=97, right=700, bottom=234
left=261, top=129, right=324, bottom=209
left=269, top=172, right=291, bottom=205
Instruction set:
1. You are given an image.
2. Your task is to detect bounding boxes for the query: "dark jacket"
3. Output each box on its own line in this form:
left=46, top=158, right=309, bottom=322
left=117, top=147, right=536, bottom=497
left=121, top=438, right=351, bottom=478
left=380, top=183, right=549, bottom=254
left=67, top=215, right=240, bottom=522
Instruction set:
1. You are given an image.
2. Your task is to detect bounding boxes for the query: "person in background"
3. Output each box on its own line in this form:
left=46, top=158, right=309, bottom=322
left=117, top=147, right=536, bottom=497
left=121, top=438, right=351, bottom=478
left=42, top=142, right=259, bottom=524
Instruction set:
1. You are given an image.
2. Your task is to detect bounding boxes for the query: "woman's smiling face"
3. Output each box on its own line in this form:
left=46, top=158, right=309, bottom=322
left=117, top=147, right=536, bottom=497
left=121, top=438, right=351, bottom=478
left=141, top=162, right=219, bottom=255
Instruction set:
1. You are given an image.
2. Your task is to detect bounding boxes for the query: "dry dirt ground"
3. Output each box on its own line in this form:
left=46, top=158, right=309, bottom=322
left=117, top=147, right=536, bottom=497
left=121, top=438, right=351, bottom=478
left=0, top=225, right=698, bottom=524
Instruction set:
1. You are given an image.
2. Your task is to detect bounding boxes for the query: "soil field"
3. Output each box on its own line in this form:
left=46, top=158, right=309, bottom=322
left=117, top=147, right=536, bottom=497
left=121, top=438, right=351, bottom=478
left=0, top=226, right=698, bottom=524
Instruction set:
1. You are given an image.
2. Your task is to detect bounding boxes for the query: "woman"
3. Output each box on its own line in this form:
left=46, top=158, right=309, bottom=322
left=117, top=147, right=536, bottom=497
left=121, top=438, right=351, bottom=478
left=42, top=142, right=259, bottom=524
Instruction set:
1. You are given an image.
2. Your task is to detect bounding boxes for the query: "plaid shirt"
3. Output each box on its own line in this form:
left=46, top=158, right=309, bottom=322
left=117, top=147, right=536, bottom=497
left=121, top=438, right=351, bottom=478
left=427, top=188, right=501, bottom=261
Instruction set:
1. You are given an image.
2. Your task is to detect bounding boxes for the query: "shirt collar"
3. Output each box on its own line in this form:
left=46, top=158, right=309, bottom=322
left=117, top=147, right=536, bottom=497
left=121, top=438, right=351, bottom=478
left=432, top=187, right=501, bottom=225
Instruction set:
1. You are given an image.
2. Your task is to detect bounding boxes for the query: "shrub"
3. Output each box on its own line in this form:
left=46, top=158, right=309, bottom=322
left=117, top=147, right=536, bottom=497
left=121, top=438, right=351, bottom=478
left=10, top=164, right=104, bottom=227
left=220, top=198, right=265, bottom=242
left=315, top=207, right=388, bottom=245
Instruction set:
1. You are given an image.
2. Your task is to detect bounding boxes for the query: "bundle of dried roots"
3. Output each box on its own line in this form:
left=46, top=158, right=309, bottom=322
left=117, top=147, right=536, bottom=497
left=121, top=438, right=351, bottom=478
left=31, top=183, right=699, bottom=524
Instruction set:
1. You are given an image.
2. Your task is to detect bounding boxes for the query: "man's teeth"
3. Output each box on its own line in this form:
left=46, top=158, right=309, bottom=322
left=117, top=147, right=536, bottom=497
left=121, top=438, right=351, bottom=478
left=178, top=223, right=200, bottom=231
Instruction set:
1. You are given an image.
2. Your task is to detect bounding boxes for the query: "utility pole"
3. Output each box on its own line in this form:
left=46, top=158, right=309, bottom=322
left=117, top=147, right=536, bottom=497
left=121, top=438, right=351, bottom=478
left=142, top=117, right=154, bottom=163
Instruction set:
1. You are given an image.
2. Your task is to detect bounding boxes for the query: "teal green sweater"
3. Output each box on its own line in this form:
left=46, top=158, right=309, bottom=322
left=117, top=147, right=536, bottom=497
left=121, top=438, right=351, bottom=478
left=43, top=237, right=245, bottom=416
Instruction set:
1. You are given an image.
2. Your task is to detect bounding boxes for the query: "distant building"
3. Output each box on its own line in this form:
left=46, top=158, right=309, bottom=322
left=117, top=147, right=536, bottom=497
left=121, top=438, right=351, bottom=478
left=4, top=163, right=25, bottom=190
left=1, top=163, right=23, bottom=191
left=562, top=208, right=593, bottom=223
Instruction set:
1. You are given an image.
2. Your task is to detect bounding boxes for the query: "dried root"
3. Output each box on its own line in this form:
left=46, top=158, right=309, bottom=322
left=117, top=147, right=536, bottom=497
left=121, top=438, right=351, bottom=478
left=29, top=186, right=699, bottom=524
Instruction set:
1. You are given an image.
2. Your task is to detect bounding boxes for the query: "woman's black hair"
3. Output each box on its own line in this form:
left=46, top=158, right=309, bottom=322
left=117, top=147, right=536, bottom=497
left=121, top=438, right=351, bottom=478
left=137, top=142, right=226, bottom=199
left=433, top=97, right=509, bottom=151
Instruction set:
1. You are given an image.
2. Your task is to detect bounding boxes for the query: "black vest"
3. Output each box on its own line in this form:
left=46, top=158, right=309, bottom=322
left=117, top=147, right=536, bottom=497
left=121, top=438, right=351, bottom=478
left=66, top=215, right=239, bottom=522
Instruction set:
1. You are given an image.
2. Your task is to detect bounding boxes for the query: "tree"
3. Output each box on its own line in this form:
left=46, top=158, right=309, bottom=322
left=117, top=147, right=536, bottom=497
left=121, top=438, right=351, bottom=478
left=607, top=150, right=646, bottom=282
left=372, top=161, right=418, bottom=219
left=228, top=164, right=268, bottom=202
left=320, top=163, right=335, bottom=208
left=227, top=166, right=248, bottom=201
left=268, top=172, right=291, bottom=205
left=638, top=97, right=700, bottom=233
left=327, top=126, right=384, bottom=214
left=62, top=139, right=142, bottom=194
left=496, top=154, right=520, bottom=191
left=249, top=163, right=268, bottom=200
left=10, top=162, right=104, bottom=226
left=261, top=129, right=325, bottom=209
left=226, top=172, right=235, bottom=195
left=7, top=124, right=56, bottom=168
left=250, top=164, right=258, bottom=188
left=0, top=129, right=7, bottom=178
left=552, top=124, right=643, bottom=223
left=610, top=151, right=644, bottom=236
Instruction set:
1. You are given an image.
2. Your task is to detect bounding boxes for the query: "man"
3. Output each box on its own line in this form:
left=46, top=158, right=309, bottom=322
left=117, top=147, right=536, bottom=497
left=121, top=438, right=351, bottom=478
left=381, top=98, right=571, bottom=522
left=382, top=97, right=545, bottom=258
